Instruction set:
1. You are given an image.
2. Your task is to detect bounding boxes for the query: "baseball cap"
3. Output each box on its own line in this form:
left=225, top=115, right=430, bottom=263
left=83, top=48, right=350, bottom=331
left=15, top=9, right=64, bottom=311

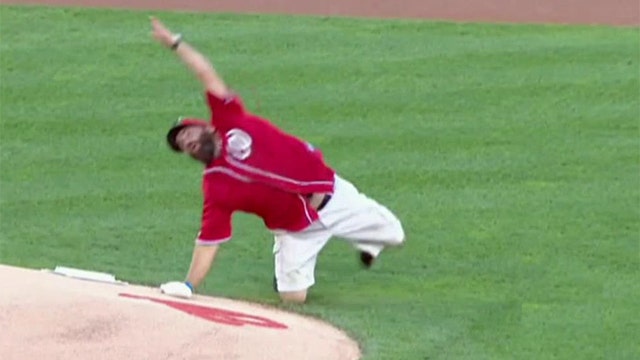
left=166, top=118, right=209, bottom=152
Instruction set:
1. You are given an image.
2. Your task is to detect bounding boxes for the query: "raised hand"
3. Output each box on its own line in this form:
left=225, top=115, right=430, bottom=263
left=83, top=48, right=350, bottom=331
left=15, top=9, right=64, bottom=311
left=150, top=16, right=180, bottom=49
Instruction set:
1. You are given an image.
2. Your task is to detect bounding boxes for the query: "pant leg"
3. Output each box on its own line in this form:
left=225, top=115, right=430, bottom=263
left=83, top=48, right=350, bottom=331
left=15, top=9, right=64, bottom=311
left=318, top=175, right=405, bottom=256
left=272, top=224, right=332, bottom=292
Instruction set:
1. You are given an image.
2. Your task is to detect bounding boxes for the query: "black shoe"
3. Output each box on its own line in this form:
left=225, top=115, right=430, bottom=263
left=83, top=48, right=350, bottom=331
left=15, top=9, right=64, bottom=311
left=359, top=251, right=375, bottom=268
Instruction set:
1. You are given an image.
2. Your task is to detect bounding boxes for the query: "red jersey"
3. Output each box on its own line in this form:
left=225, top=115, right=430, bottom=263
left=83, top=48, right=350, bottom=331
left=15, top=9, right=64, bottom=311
left=195, top=92, right=336, bottom=244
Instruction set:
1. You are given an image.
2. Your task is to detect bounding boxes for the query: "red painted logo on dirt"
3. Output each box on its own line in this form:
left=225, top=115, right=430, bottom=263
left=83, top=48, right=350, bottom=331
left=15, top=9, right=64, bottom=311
left=119, top=293, right=288, bottom=329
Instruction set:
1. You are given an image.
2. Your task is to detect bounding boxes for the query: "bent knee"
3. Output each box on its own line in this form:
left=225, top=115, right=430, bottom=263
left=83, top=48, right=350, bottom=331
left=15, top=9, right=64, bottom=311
left=379, top=210, right=405, bottom=245
left=279, top=290, right=308, bottom=304
left=390, top=219, right=405, bottom=245
left=377, top=206, right=405, bottom=245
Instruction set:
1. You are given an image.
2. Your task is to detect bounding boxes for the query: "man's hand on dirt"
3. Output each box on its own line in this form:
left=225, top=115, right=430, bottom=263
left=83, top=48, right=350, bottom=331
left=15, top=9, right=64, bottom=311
left=160, top=281, right=194, bottom=299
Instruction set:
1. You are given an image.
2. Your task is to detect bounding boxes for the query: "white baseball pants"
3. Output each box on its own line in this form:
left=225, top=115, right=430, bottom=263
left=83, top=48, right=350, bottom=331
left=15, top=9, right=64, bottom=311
left=273, top=175, right=405, bottom=292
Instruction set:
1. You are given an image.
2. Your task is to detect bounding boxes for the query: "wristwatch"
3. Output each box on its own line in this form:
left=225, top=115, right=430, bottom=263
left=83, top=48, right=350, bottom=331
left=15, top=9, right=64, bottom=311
left=171, top=33, right=183, bottom=50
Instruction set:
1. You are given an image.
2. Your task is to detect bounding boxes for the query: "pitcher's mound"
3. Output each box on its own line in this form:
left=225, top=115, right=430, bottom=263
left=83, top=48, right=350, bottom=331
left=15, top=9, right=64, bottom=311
left=0, top=264, right=361, bottom=360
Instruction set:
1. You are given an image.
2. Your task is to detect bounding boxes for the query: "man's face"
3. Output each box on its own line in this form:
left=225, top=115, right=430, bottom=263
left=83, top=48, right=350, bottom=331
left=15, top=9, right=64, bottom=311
left=175, top=125, right=217, bottom=164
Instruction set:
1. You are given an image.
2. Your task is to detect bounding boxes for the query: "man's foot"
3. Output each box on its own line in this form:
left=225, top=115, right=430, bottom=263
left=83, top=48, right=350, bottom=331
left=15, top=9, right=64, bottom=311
left=359, top=251, right=375, bottom=268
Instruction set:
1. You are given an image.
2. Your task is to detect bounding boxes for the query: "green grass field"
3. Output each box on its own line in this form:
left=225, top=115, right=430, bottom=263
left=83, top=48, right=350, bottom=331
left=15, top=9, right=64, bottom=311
left=1, top=5, right=639, bottom=359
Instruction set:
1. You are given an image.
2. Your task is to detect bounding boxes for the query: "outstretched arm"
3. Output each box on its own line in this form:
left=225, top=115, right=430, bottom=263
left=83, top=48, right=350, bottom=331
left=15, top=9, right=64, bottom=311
left=185, top=244, right=220, bottom=288
left=151, top=17, right=230, bottom=98
left=159, top=244, right=219, bottom=299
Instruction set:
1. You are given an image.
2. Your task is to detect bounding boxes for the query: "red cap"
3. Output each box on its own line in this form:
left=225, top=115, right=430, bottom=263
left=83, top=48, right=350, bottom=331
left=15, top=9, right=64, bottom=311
left=166, top=118, right=208, bottom=152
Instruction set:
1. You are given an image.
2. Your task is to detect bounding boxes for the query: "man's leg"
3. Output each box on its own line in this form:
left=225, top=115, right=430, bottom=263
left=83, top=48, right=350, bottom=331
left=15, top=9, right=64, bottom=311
left=272, top=225, right=332, bottom=303
left=318, top=175, right=405, bottom=266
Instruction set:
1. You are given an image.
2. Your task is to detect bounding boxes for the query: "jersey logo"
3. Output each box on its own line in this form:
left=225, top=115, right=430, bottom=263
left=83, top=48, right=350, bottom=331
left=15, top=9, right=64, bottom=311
left=226, top=128, right=253, bottom=160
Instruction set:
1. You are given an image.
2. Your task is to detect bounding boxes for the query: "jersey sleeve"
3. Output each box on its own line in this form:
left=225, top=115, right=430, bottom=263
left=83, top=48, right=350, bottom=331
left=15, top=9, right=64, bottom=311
left=196, top=189, right=233, bottom=245
left=206, top=91, right=246, bottom=126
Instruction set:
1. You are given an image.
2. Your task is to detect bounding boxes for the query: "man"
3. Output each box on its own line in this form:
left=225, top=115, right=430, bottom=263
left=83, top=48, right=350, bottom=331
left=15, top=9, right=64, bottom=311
left=151, top=17, right=405, bottom=304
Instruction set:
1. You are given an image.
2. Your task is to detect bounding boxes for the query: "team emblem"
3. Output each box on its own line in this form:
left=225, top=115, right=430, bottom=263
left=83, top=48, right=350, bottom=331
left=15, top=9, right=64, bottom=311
left=226, top=128, right=253, bottom=160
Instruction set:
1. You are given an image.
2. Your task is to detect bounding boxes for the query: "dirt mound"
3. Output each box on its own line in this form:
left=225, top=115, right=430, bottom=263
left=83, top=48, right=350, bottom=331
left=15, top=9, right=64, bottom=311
left=0, top=265, right=361, bottom=360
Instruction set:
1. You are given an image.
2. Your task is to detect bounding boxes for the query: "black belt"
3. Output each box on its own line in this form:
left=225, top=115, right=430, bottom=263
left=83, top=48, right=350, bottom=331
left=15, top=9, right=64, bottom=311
left=317, top=194, right=332, bottom=211
left=305, top=194, right=332, bottom=211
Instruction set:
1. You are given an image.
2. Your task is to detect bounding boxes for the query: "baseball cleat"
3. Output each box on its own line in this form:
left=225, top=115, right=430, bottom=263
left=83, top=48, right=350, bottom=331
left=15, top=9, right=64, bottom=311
left=359, top=251, right=375, bottom=269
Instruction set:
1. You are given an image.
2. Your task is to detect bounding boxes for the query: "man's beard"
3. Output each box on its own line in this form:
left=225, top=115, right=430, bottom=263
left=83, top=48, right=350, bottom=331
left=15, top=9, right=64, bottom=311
left=191, top=131, right=217, bottom=165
